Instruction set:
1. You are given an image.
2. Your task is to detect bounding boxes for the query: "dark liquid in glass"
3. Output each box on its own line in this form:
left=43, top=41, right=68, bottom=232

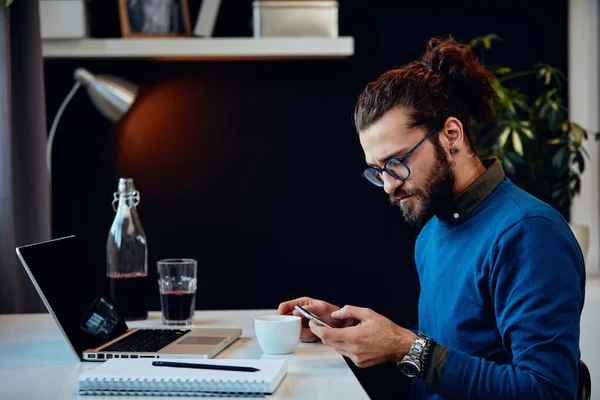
left=160, top=291, right=196, bottom=322
left=108, top=274, right=148, bottom=321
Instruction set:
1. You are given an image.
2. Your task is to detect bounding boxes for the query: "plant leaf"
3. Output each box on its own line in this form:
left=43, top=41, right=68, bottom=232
left=498, top=126, right=511, bottom=147
left=512, top=132, right=524, bottom=156
left=581, top=146, right=590, bottom=159
left=539, top=103, right=549, bottom=119
left=574, top=151, right=585, bottom=173
left=503, top=156, right=516, bottom=175
left=496, top=67, right=512, bottom=75
left=548, top=110, right=557, bottom=130
left=514, top=98, right=528, bottom=110
left=573, top=175, right=581, bottom=195
left=469, top=33, right=501, bottom=49
left=491, top=78, right=505, bottom=98
left=570, top=122, right=587, bottom=145
left=505, top=151, right=526, bottom=165
left=486, top=33, right=501, bottom=41
left=551, top=187, right=563, bottom=199
left=521, top=127, right=534, bottom=139
left=552, top=146, right=569, bottom=176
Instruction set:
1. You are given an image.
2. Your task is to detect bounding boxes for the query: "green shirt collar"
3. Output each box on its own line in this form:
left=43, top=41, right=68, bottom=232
left=436, top=158, right=505, bottom=224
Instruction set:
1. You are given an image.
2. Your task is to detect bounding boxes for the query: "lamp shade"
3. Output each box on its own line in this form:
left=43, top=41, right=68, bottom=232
left=47, top=68, right=139, bottom=178
left=74, top=68, right=138, bottom=122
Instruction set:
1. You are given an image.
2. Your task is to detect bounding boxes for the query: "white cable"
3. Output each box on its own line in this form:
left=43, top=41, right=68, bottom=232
left=46, top=81, right=82, bottom=181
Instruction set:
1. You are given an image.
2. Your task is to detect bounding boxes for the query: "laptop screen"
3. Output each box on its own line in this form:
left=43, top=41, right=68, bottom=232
left=17, top=236, right=128, bottom=359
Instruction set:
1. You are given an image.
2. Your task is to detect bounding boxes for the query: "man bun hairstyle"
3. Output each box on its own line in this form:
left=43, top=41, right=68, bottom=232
left=354, top=36, right=498, bottom=151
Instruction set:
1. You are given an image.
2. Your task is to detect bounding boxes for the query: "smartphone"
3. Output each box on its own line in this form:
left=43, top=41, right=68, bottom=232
left=294, top=305, right=333, bottom=328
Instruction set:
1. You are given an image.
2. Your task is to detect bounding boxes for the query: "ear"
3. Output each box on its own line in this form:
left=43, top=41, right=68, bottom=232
left=438, top=117, right=465, bottom=155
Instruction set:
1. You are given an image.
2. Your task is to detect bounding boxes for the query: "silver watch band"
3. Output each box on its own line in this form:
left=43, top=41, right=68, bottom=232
left=398, top=332, right=430, bottom=378
left=406, top=334, right=428, bottom=362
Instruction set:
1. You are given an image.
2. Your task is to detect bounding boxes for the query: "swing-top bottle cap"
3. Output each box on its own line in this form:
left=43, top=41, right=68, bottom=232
left=118, top=178, right=136, bottom=195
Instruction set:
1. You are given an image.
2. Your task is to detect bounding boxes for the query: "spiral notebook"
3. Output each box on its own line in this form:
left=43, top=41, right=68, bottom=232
left=78, top=358, right=287, bottom=397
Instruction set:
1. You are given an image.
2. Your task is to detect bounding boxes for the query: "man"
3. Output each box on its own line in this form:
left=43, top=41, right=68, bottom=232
left=277, top=37, right=585, bottom=399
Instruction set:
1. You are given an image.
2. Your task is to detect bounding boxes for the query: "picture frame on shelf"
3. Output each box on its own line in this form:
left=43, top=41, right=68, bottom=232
left=118, top=0, right=192, bottom=38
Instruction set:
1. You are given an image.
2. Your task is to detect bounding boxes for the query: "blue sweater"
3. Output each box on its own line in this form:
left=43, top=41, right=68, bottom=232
left=411, top=180, right=586, bottom=399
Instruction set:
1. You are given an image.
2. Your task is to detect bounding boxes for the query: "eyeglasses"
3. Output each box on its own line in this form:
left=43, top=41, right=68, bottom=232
left=362, top=125, right=439, bottom=187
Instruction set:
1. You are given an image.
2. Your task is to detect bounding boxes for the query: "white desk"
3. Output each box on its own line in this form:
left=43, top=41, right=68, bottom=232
left=0, top=310, right=370, bottom=400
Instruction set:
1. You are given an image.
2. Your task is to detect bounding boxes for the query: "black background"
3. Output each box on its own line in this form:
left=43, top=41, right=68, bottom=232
left=44, top=1, right=567, bottom=398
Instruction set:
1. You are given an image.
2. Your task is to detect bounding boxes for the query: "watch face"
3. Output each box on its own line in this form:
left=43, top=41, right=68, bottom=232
left=399, top=360, right=420, bottom=379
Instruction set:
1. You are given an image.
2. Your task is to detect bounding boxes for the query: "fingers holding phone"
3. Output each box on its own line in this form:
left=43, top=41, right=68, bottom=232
left=294, top=305, right=333, bottom=328
left=277, top=297, right=340, bottom=342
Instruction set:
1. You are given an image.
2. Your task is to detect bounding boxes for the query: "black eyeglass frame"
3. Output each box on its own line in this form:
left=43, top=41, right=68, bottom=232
left=362, top=125, right=440, bottom=187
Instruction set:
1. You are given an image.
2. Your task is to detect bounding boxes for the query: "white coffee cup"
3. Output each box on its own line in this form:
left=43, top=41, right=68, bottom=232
left=254, top=315, right=301, bottom=355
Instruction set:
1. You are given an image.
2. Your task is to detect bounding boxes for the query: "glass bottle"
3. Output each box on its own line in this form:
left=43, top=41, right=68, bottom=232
left=106, top=178, right=148, bottom=320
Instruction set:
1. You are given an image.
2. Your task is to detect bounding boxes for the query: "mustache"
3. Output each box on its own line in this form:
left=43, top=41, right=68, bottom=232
left=389, top=188, right=421, bottom=204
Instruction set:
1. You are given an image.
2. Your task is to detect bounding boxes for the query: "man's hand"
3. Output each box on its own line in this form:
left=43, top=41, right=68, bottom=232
left=308, top=305, right=417, bottom=368
left=277, top=297, right=350, bottom=343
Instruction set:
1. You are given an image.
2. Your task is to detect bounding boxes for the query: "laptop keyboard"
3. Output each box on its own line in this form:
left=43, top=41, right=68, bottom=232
left=102, top=329, right=190, bottom=353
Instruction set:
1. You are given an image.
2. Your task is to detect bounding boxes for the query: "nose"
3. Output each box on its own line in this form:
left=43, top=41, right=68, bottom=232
left=382, top=172, right=403, bottom=195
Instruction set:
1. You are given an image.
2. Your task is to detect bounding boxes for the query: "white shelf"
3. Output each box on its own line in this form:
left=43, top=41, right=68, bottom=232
left=42, top=37, right=354, bottom=60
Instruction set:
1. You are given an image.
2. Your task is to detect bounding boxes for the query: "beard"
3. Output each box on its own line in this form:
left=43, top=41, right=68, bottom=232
left=389, top=142, right=456, bottom=226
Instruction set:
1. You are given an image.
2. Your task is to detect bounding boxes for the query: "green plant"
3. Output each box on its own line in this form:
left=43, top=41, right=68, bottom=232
left=469, top=33, right=590, bottom=213
left=0, top=0, right=14, bottom=8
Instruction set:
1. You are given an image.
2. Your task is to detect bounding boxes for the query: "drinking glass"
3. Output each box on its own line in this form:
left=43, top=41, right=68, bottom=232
left=157, top=259, right=197, bottom=326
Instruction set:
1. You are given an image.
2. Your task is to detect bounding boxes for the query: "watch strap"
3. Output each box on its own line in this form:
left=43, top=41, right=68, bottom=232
left=408, top=333, right=428, bottom=360
left=398, top=333, right=435, bottom=379
left=420, top=337, right=436, bottom=380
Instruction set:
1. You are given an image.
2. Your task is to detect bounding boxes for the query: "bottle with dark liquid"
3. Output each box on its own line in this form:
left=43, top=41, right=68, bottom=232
left=107, top=178, right=148, bottom=320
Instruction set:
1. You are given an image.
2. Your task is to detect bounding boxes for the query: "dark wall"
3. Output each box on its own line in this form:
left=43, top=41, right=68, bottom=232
left=44, top=1, right=567, bottom=398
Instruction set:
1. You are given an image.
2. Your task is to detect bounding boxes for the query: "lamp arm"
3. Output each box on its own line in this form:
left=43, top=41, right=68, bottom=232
left=47, top=81, right=82, bottom=181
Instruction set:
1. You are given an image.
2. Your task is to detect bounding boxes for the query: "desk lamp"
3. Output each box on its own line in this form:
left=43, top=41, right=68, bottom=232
left=46, top=67, right=138, bottom=179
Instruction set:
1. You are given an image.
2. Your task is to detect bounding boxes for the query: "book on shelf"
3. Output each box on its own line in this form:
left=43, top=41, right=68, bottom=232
left=193, top=0, right=222, bottom=37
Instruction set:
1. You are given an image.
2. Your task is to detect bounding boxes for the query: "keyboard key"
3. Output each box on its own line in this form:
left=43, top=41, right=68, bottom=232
left=102, top=329, right=190, bottom=353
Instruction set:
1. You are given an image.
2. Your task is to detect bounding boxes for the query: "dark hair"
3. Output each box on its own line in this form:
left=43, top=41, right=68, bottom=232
left=354, top=36, right=498, bottom=150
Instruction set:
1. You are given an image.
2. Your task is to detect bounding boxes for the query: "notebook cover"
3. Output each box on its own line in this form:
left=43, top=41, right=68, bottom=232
left=78, top=358, right=287, bottom=396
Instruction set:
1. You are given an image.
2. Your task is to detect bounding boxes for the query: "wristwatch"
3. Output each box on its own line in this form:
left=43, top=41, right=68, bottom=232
left=397, top=332, right=431, bottom=379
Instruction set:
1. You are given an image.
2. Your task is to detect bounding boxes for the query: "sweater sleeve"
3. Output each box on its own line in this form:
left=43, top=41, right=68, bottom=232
left=435, top=217, right=585, bottom=400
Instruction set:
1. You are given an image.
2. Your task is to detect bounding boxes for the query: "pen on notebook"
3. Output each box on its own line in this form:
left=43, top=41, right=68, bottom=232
left=152, top=361, right=260, bottom=372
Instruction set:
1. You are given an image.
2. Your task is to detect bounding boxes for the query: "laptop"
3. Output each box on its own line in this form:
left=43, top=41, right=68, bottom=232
left=16, top=235, right=242, bottom=362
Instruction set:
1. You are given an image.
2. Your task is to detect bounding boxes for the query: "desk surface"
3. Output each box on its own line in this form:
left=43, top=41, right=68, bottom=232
left=0, top=310, right=370, bottom=400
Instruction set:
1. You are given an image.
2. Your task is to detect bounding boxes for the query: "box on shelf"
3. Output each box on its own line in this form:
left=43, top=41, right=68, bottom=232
left=39, top=0, right=88, bottom=39
left=253, top=1, right=338, bottom=38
